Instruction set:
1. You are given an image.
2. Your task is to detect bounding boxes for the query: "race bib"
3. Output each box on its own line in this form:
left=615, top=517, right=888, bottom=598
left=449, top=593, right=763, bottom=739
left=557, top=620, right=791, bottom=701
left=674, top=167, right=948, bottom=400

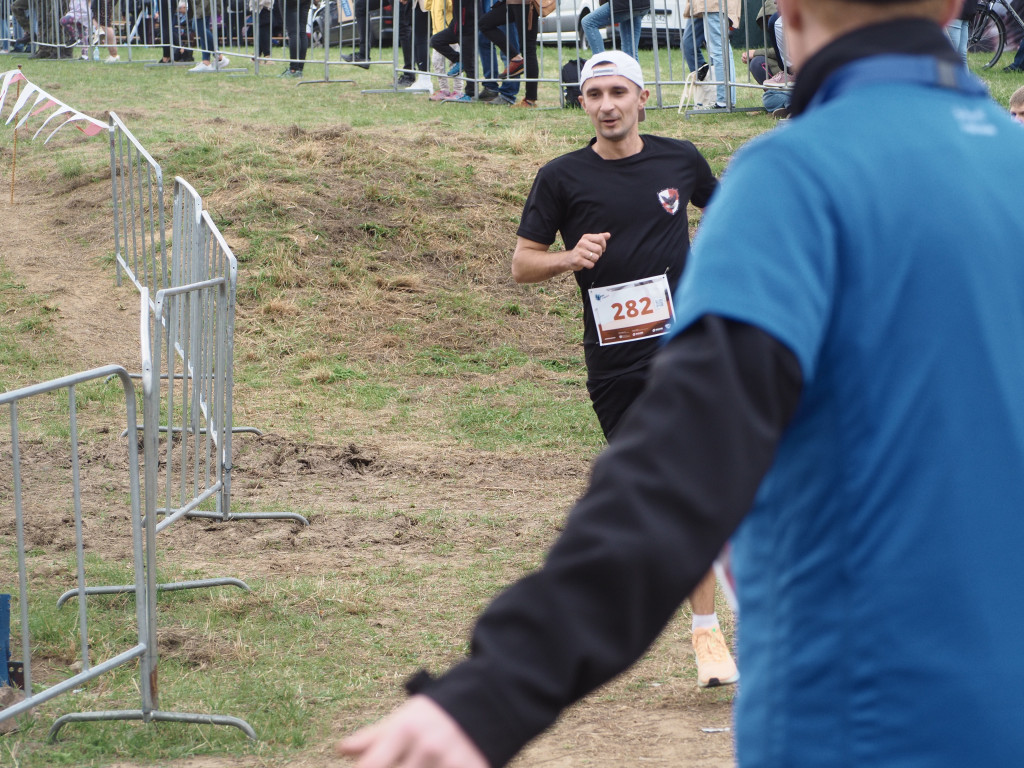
left=588, top=274, right=674, bottom=346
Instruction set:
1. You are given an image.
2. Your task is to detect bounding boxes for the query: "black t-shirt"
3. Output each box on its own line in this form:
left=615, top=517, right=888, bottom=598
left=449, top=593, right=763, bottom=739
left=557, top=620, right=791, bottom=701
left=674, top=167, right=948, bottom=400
left=517, top=134, right=717, bottom=381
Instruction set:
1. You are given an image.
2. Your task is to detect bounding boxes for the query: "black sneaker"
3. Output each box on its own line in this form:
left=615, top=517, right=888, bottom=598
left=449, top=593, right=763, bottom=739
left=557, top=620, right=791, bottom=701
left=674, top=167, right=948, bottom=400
left=1004, top=64, right=1023, bottom=72
left=396, top=72, right=416, bottom=87
left=477, top=87, right=503, bottom=103
left=342, top=53, right=370, bottom=70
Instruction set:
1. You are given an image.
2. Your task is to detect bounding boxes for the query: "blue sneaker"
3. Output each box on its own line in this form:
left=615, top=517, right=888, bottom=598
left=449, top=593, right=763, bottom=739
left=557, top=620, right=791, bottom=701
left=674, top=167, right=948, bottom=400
left=447, top=61, right=462, bottom=77
left=443, top=93, right=475, bottom=102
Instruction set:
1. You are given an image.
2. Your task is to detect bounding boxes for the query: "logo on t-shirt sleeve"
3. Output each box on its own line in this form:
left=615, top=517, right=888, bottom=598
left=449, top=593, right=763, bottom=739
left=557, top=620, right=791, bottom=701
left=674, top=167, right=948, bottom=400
left=657, top=188, right=680, bottom=215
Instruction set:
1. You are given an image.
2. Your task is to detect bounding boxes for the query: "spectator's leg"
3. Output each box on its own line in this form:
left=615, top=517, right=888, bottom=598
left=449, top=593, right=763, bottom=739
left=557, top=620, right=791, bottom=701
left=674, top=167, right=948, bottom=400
left=431, top=19, right=459, bottom=63
left=158, top=0, right=174, bottom=59
left=479, top=0, right=511, bottom=58
left=258, top=7, right=271, bottom=56
left=748, top=53, right=767, bottom=83
left=945, top=20, right=968, bottom=65
left=284, top=0, right=310, bottom=71
left=681, top=15, right=705, bottom=73
left=581, top=2, right=610, bottom=55
left=412, top=3, right=430, bottom=70
left=456, top=0, right=476, bottom=96
left=515, top=3, right=537, bottom=102
left=703, top=9, right=734, bottom=106
left=610, top=7, right=644, bottom=60
left=353, top=0, right=369, bottom=58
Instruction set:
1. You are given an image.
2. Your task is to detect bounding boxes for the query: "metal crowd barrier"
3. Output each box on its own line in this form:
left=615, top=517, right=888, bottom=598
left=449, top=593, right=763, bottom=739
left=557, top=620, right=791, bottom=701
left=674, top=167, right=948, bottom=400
left=110, top=111, right=165, bottom=311
left=150, top=207, right=307, bottom=526
left=0, top=318, right=259, bottom=740
left=0, top=366, right=154, bottom=735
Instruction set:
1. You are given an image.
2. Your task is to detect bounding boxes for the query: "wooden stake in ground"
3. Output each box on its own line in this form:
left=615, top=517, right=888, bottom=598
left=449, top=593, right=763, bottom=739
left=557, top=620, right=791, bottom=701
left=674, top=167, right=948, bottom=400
left=9, top=65, right=22, bottom=205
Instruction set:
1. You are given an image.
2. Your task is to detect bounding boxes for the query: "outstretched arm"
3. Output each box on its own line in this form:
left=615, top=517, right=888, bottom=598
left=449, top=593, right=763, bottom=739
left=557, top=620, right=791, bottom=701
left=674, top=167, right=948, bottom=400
left=338, top=316, right=803, bottom=768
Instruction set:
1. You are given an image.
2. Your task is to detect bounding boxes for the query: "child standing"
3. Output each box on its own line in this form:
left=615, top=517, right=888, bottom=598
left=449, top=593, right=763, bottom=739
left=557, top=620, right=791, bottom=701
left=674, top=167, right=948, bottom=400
left=60, top=0, right=93, bottom=60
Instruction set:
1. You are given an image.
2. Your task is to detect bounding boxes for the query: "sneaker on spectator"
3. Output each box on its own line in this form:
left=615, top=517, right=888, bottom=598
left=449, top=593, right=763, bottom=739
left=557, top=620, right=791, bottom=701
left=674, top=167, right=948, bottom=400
left=79, top=51, right=89, bottom=60
left=477, top=86, right=503, bottom=103
left=429, top=89, right=452, bottom=101
left=407, top=73, right=433, bottom=92
left=692, top=627, right=739, bottom=688
left=341, top=53, right=371, bottom=69
left=215, top=54, right=230, bottom=69
left=771, top=106, right=790, bottom=120
left=447, top=61, right=462, bottom=77
left=443, top=93, right=475, bottom=103
left=498, top=56, right=524, bottom=79
left=104, top=53, right=120, bottom=63
left=511, top=98, right=536, bottom=108
left=764, top=69, right=795, bottom=88
left=396, top=72, right=416, bottom=87
left=279, top=68, right=302, bottom=77
left=190, top=60, right=215, bottom=72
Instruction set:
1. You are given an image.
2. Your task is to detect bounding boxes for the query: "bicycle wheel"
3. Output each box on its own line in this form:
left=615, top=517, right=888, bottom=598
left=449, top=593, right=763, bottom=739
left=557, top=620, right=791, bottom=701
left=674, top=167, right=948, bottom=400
left=968, top=8, right=1005, bottom=69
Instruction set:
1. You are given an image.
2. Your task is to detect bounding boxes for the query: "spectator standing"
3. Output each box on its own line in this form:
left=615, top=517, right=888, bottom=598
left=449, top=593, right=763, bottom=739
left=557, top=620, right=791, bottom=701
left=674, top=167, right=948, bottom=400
left=429, top=0, right=479, bottom=101
left=277, top=0, right=311, bottom=76
left=478, top=0, right=538, bottom=106
left=683, top=0, right=738, bottom=107
left=580, top=0, right=650, bottom=61
left=336, top=1, right=1024, bottom=767
left=425, top=0, right=464, bottom=98
left=475, top=0, right=521, bottom=105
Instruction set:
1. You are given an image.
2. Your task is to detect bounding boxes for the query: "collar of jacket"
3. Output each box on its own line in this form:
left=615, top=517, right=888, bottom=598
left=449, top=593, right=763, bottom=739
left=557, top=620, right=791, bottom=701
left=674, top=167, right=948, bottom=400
left=789, top=17, right=961, bottom=117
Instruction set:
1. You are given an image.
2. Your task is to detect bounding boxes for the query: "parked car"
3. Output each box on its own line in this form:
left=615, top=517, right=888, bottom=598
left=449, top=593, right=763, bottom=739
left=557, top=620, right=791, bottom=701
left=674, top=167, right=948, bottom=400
left=640, top=0, right=688, bottom=47
left=309, top=0, right=394, bottom=48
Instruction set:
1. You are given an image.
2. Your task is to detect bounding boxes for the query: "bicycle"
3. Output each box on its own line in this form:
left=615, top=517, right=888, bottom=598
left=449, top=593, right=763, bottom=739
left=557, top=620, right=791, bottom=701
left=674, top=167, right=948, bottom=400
left=968, top=0, right=1024, bottom=69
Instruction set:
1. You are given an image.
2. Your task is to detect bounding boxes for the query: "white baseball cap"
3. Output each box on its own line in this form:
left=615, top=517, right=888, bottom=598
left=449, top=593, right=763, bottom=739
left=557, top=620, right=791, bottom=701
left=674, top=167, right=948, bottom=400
left=579, top=51, right=645, bottom=91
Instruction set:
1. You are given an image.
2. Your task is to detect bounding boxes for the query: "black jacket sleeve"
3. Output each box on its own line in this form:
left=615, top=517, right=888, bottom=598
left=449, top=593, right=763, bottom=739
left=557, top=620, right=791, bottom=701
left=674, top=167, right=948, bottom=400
left=415, top=315, right=803, bottom=767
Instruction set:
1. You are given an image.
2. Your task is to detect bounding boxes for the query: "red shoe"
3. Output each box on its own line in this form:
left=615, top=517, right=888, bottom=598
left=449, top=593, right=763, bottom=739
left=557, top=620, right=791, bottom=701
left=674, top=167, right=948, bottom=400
left=498, top=57, right=524, bottom=79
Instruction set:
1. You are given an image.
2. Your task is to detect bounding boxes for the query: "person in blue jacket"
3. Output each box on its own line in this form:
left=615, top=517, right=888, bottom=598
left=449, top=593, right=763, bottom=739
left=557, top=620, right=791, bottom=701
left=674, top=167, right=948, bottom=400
left=337, top=0, right=1024, bottom=765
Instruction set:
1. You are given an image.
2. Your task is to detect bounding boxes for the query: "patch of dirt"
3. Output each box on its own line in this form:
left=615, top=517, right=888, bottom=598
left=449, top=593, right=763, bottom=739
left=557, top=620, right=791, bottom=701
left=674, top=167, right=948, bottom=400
left=0, top=141, right=735, bottom=767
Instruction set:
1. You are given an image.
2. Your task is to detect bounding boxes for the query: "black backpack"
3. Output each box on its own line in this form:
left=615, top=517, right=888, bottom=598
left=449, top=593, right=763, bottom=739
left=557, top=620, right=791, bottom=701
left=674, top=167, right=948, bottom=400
left=561, top=57, right=588, bottom=109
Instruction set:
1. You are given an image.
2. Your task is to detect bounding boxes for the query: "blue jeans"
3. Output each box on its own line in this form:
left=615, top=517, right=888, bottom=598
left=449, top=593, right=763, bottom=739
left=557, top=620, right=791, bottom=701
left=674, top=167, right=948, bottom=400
left=682, top=16, right=705, bottom=73
left=479, top=0, right=519, bottom=100
left=196, top=16, right=215, bottom=60
left=945, top=20, right=968, bottom=65
left=581, top=3, right=646, bottom=61
left=702, top=9, right=734, bottom=106
left=1013, top=39, right=1024, bottom=69
left=762, top=88, right=789, bottom=112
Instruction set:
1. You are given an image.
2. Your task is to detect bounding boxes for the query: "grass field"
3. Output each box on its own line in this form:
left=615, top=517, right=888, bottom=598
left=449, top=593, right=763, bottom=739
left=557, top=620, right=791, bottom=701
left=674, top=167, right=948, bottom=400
left=0, top=45, right=1020, bottom=768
